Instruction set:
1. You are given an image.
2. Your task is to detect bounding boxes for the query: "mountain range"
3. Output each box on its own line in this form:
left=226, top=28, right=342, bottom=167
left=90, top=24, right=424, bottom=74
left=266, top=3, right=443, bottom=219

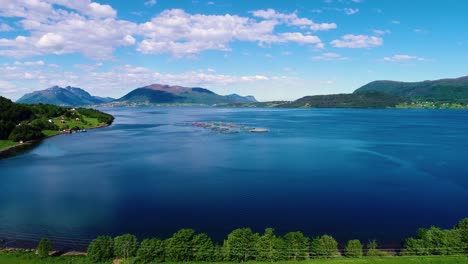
left=16, top=84, right=257, bottom=106
left=17, top=86, right=114, bottom=107
left=13, top=75, right=468, bottom=108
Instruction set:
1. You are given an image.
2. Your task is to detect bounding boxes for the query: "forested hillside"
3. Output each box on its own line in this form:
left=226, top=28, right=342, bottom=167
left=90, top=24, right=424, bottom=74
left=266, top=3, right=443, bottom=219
left=0, top=96, right=113, bottom=145
left=354, top=76, right=468, bottom=103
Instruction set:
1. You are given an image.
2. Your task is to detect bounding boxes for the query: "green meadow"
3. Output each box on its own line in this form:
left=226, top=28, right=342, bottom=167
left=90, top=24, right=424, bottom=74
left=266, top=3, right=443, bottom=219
left=0, top=252, right=467, bottom=264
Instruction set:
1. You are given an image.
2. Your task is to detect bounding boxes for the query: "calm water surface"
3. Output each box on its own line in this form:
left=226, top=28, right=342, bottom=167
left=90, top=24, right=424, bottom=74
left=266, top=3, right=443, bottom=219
left=1, top=107, right=468, bottom=245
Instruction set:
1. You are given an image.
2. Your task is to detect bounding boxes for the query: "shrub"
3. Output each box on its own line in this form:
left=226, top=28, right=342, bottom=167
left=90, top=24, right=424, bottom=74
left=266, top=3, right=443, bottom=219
left=345, top=239, right=363, bottom=257
left=37, top=238, right=51, bottom=258
left=366, top=240, right=389, bottom=256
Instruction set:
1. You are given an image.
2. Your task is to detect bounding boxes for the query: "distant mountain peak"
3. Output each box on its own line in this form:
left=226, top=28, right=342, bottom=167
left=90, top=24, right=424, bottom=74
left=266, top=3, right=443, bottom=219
left=226, top=93, right=258, bottom=103
left=17, top=86, right=114, bottom=106
left=115, top=84, right=257, bottom=105
left=46, top=85, right=62, bottom=90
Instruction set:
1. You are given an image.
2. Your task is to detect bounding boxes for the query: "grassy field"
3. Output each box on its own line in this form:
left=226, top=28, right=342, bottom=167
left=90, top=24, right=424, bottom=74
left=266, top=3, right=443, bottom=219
left=0, top=140, right=19, bottom=151
left=0, top=252, right=87, bottom=264
left=51, top=115, right=102, bottom=130
left=0, top=252, right=467, bottom=264
left=41, top=130, right=60, bottom=137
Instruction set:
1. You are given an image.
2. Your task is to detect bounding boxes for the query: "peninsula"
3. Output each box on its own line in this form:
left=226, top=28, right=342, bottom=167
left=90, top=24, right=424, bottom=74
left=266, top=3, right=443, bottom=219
left=0, top=96, right=114, bottom=157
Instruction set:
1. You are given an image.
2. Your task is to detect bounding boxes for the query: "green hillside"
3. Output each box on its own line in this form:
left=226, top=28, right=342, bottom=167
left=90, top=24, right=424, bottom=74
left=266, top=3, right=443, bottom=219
left=0, top=96, right=113, bottom=151
left=281, top=91, right=406, bottom=108
left=354, top=76, right=468, bottom=103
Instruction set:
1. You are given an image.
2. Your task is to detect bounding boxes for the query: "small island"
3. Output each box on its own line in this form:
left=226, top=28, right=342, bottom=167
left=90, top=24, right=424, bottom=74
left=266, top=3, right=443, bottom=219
left=0, top=96, right=114, bottom=158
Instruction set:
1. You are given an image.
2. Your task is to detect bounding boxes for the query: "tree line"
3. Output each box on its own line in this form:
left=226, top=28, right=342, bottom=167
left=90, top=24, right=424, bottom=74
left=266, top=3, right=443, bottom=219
left=84, top=229, right=370, bottom=263
left=33, top=218, right=468, bottom=263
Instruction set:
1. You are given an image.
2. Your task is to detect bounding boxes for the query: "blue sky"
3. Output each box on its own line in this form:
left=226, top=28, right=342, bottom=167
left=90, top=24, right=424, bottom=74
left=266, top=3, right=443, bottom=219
left=0, top=0, right=467, bottom=101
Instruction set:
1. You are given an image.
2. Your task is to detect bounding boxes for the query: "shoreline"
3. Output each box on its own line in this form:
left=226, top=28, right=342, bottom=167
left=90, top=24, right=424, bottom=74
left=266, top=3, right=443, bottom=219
left=0, top=123, right=111, bottom=160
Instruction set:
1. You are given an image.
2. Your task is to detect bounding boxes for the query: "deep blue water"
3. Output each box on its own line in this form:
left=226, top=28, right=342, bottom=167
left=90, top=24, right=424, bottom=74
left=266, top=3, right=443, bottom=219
left=1, top=107, right=468, bottom=246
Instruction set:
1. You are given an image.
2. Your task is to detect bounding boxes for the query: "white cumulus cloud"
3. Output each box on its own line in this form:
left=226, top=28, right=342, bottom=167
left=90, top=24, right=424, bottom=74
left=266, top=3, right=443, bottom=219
left=331, top=34, right=383, bottom=48
left=137, top=9, right=324, bottom=57
left=14, top=60, right=46, bottom=66
left=0, top=0, right=135, bottom=59
left=310, top=22, right=337, bottom=31
left=144, top=0, right=157, bottom=6
left=0, top=4, right=333, bottom=59
left=344, top=8, right=359, bottom=15
left=373, top=29, right=391, bottom=36
left=251, top=8, right=337, bottom=31
left=36, top=32, right=65, bottom=49
left=383, top=54, right=427, bottom=62
left=0, top=23, right=13, bottom=31
left=87, top=2, right=116, bottom=18
left=311, top=52, right=349, bottom=61
left=277, top=33, right=321, bottom=44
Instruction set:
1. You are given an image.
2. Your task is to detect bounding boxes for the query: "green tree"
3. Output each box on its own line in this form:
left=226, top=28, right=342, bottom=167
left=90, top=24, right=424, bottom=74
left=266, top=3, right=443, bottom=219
left=0, top=97, right=34, bottom=124
left=403, top=223, right=466, bottom=256
left=30, top=118, right=57, bottom=130
left=445, top=229, right=464, bottom=255
left=77, top=108, right=114, bottom=124
left=87, top=235, right=114, bottom=263
left=255, top=228, right=284, bottom=262
left=344, top=239, right=363, bottom=258
left=192, top=233, right=214, bottom=261
left=114, top=234, right=138, bottom=260
left=402, top=237, right=428, bottom=256
left=455, top=218, right=468, bottom=247
left=0, top=120, right=15, bottom=140
left=36, top=238, right=51, bottom=258
left=136, top=238, right=165, bottom=263
left=310, top=235, right=339, bottom=258
left=212, top=244, right=224, bottom=262
left=8, top=123, right=43, bottom=142
left=165, top=229, right=195, bottom=262
left=284, top=231, right=309, bottom=260
left=416, top=226, right=461, bottom=255
left=223, top=228, right=259, bottom=262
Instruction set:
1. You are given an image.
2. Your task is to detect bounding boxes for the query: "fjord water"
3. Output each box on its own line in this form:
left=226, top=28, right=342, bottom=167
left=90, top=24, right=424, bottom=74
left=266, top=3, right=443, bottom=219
left=1, top=107, right=468, bottom=245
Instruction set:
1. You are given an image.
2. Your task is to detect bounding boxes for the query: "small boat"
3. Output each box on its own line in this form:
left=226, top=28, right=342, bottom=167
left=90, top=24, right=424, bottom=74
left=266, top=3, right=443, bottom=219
left=249, top=128, right=269, bottom=133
